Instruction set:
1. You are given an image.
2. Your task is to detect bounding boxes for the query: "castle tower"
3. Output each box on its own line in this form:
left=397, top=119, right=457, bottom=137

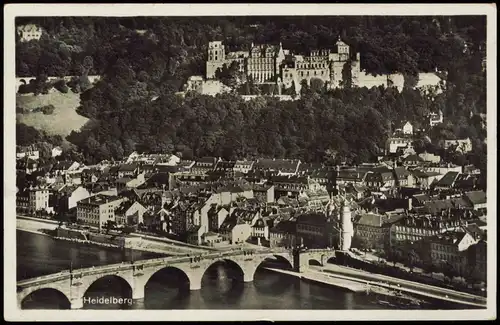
left=340, top=201, right=354, bottom=251
left=336, top=36, right=350, bottom=61
left=350, top=53, right=361, bottom=87
left=206, top=41, right=226, bottom=79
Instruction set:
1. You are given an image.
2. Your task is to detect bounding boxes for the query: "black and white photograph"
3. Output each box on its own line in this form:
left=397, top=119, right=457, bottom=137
left=4, top=3, right=496, bottom=321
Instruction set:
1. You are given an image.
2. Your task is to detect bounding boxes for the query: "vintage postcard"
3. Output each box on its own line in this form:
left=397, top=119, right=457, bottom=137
left=4, top=3, right=497, bottom=321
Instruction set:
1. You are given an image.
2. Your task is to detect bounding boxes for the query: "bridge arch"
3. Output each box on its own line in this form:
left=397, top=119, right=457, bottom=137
left=308, top=258, right=323, bottom=266
left=200, top=257, right=247, bottom=284
left=142, top=265, right=194, bottom=292
left=80, top=274, right=134, bottom=304
left=20, top=287, right=71, bottom=309
left=18, top=283, right=72, bottom=309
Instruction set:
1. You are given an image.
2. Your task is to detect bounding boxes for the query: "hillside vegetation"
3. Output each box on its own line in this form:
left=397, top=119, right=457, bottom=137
left=15, top=17, right=487, bottom=175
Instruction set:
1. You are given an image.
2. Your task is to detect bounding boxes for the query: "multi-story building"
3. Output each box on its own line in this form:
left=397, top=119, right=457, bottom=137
left=429, top=110, right=444, bottom=127
left=191, top=157, right=221, bottom=175
left=443, top=138, right=473, bottom=154
left=281, top=37, right=361, bottom=89
left=253, top=158, right=301, bottom=176
left=115, top=201, right=147, bottom=226
left=463, top=190, right=487, bottom=211
left=428, top=229, right=482, bottom=277
left=76, top=194, right=125, bottom=229
left=386, top=137, right=413, bottom=154
left=206, top=37, right=360, bottom=89
left=401, top=121, right=414, bottom=135
left=364, top=168, right=396, bottom=190
left=26, top=187, right=53, bottom=214
left=295, top=212, right=334, bottom=248
left=51, top=185, right=90, bottom=215
left=16, top=148, right=40, bottom=160
left=233, top=160, right=255, bottom=174
left=16, top=24, right=43, bottom=42
left=352, top=213, right=387, bottom=250
left=269, top=219, right=297, bottom=249
left=466, top=238, right=487, bottom=283
left=213, top=160, right=236, bottom=177
left=247, top=43, right=286, bottom=83
left=252, top=184, right=275, bottom=203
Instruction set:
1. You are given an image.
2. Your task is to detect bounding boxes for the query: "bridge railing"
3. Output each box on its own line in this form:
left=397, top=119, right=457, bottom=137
left=18, top=248, right=286, bottom=286
left=301, top=248, right=335, bottom=253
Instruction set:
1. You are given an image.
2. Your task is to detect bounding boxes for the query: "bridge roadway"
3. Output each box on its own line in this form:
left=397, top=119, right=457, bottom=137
left=314, top=264, right=487, bottom=308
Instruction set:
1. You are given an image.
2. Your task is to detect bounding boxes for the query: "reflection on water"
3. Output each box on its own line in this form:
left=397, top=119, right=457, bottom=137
left=83, top=275, right=133, bottom=310
left=21, top=289, right=71, bottom=310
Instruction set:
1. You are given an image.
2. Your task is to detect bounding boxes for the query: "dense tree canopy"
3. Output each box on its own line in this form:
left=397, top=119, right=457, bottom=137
left=15, top=16, right=487, bottom=174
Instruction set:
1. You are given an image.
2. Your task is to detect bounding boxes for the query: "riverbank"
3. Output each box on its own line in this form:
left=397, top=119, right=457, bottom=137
left=16, top=217, right=58, bottom=237
left=16, top=216, right=205, bottom=256
left=265, top=267, right=424, bottom=307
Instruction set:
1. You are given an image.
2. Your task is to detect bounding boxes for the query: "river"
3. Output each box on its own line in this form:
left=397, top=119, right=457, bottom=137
left=17, top=230, right=455, bottom=310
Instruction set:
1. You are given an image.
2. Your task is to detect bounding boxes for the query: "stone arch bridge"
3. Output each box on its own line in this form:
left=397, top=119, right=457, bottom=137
left=17, top=248, right=336, bottom=309
left=16, top=75, right=101, bottom=92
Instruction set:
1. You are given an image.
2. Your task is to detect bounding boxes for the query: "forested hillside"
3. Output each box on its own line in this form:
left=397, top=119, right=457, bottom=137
left=15, top=16, right=487, bottom=172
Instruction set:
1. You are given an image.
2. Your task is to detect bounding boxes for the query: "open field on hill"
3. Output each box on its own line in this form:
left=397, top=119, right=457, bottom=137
left=16, top=92, right=88, bottom=137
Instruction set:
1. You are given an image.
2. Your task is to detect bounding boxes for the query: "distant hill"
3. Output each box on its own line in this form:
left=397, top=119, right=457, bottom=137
left=16, top=92, right=89, bottom=137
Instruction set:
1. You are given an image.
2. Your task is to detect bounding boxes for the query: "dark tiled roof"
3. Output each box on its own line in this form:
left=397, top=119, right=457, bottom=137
left=429, top=230, right=468, bottom=246
left=412, top=193, right=431, bottom=203
left=79, top=194, right=121, bottom=205
left=118, top=163, right=138, bottom=172
left=270, top=220, right=296, bottom=234
left=254, top=158, right=300, bottom=173
left=252, top=184, right=273, bottom=192
left=146, top=172, right=170, bottom=185
left=394, top=167, right=411, bottom=177
left=108, top=166, right=120, bottom=175
left=464, top=190, right=486, bottom=205
left=355, top=213, right=384, bottom=227
left=270, top=175, right=309, bottom=184
left=116, top=177, right=133, bottom=184
left=296, top=213, right=326, bottom=226
left=115, top=200, right=135, bottom=215
left=53, top=161, right=74, bottom=170
left=404, top=154, right=424, bottom=162
left=215, top=160, right=236, bottom=169
left=434, top=171, right=460, bottom=187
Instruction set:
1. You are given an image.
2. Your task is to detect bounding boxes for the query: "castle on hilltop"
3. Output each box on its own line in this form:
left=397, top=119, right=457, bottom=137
left=203, top=37, right=446, bottom=95
left=206, top=37, right=361, bottom=90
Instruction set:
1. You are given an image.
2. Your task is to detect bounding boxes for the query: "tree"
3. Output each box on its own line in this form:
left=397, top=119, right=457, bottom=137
left=422, top=263, right=436, bottom=278
left=121, top=226, right=135, bottom=235
left=442, top=261, right=459, bottom=282
left=105, top=220, right=117, bottom=234
left=310, top=78, right=325, bottom=93
left=83, top=55, right=94, bottom=74
left=352, top=235, right=371, bottom=253
left=341, top=60, right=353, bottom=88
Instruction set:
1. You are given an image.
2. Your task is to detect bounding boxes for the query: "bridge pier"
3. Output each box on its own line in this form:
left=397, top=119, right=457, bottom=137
left=189, top=273, right=203, bottom=291
left=243, top=271, right=254, bottom=283
left=70, top=298, right=84, bottom=310
left=132, top=284, right=145, bottom=300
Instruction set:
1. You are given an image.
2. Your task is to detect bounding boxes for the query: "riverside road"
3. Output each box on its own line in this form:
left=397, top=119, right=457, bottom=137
left=313, top=264, right=486, bottom=308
